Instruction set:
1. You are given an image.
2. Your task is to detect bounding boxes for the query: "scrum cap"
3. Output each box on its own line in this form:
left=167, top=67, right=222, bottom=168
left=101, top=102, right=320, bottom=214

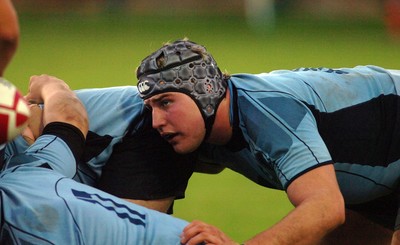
left=136, top=40, right=227, bottom=139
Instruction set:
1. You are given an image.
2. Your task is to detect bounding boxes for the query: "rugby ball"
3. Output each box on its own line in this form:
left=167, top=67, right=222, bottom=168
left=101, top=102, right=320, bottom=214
left=0, top=78, right=30, bottom=144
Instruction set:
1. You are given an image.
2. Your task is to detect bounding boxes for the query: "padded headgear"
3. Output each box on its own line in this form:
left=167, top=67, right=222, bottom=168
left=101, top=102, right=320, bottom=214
left=136, top=40, right=227, bottom=139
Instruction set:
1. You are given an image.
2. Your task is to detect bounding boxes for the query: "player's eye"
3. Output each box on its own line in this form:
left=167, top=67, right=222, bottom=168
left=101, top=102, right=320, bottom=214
left=160, top=99, right=171, bottom=107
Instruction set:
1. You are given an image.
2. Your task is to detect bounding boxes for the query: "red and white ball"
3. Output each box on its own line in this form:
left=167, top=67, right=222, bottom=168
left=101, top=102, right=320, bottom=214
left=0, top=78, right=30, bottom=144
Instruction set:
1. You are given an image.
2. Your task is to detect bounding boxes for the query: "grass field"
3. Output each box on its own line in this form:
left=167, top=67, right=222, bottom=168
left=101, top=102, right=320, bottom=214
left=6, top=12, right=400, bottom=242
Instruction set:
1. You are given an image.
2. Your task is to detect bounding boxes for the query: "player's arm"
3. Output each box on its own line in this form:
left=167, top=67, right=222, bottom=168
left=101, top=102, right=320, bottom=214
left=17, top=75, right=88, bottom=177
left=25, top=75, right=88, bottom=136
left=0, top=0, right=19, bottom=76
left=246, top=164, right=345, bottom=244
left=181, top=164, right=345, bottom=245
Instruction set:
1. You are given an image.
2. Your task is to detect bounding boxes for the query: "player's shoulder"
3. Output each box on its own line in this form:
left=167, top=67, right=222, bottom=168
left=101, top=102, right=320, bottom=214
left=76, top=86, right=144, bottom=133
left=75, top=86, right=139, bottom=100
left=75, top=85, right=138, bottom=92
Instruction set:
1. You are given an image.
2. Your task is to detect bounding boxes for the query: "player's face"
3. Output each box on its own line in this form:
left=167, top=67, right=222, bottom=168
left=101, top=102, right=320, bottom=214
left=144, top=92, right=205, bottom=154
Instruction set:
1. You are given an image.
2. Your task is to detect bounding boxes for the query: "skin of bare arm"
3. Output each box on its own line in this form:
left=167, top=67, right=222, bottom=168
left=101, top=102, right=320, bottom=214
left=125, top=197, right=175, bottom=213
left=181, top=165, right=345, bottom=245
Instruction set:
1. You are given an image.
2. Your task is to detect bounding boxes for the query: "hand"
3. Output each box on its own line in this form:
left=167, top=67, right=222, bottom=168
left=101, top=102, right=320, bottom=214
left=181, top=220, right=239, bottom=245
left=25, top=75, right=70, bottom=104
left=21, top=103, right=44, bottom=145
left=24, top=74, right=88, bottom=137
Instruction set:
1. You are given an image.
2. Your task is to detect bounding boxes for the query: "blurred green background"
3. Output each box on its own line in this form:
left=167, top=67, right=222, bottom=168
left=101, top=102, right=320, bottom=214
left=5, top=1, right=400, bottom=242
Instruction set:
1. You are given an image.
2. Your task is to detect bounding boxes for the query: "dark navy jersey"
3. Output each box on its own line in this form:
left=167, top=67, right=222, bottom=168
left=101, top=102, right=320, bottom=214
left=200, top=65, right=400, bottom=205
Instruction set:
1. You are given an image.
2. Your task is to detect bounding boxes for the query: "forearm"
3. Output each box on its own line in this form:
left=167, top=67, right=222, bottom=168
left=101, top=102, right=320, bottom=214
left=244, top=196, right=344, bottom=245
left=182, top=166, right=345, bottom=245
left=42, top=89, right=88, bottom=133
left=245, top=165, right=345, bottom=245
left=181, top=197, right=344, bottom=245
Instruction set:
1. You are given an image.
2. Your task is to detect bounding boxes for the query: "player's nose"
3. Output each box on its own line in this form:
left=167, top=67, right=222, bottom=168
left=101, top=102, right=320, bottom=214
left=152, top=107, right=167, bottom=132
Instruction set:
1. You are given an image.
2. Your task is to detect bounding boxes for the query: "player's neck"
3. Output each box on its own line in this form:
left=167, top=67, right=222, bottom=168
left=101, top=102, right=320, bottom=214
left=206, top=90, right=232, bottom=145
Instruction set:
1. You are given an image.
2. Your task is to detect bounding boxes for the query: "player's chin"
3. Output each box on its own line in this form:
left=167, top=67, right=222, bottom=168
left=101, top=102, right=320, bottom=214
left=172, top=141, right=199, bottom=154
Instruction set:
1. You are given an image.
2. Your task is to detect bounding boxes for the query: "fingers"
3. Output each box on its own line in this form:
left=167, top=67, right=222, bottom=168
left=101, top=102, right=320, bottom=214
left=25, top=74, right=69, bottom=103
left=25, top=75, right=45, bottom=103
left=181, top=220, right=238, bottom=245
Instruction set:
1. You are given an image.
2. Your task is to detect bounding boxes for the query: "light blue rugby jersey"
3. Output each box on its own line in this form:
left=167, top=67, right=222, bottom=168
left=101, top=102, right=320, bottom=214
left=5, top=86, right=145, bottom=183
left=200, top=65, right=400, bottom=204
left=0, top=135, right=187, bottom=244
left=73, top=86, right=144, bottom=177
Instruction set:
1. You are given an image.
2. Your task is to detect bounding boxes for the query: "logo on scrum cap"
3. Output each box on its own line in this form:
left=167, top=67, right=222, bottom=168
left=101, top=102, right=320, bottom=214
left=138, top=79, right=151, bottom=94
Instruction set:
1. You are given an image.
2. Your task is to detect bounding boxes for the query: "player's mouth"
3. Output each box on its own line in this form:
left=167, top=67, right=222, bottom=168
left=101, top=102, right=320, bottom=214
left=161, top=133, right=179, bottom=143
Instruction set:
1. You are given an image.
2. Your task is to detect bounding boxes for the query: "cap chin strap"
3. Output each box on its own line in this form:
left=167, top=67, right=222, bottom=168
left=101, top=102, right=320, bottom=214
left=199, top=92, right=224, bottom=142
left=203, top=114, right=215, bottom=141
